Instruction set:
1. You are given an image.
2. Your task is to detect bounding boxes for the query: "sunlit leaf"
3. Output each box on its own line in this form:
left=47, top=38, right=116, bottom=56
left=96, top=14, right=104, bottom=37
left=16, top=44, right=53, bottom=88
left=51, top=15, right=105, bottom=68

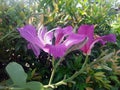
left=24, top=81, right=44, bottom=90
left=6, top=62, right=27, bottom=86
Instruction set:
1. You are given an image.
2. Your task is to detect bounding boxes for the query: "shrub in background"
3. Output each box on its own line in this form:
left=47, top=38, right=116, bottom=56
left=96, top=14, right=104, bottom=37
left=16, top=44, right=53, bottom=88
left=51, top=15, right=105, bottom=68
left=0, top=0, right=120, bottom=90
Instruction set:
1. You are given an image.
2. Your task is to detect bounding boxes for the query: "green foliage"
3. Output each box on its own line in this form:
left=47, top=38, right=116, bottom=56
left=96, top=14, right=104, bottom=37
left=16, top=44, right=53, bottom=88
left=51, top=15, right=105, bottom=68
left=111, top=14, right=120, bottom=48
left=0, top=0, right=120, bottom=90
left=1, top=62, right=44, bottom=90
left=6, top=62, right=27, bottom=86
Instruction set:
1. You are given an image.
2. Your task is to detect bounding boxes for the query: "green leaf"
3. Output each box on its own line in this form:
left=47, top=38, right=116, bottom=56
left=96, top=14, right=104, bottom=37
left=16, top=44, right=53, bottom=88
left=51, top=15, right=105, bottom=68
left=6, top=62, right=27, bottom=86
left=101, top=65, right=112, bottom=71
left=94, top=72, right=105, bottom=77
left=9, top=87, right=27, bottom=90
left=100, top=52, right=114, bottom=60
left=44, top=88, right=53, bottom=90
left=110, top=76, right=120, bottom=84
left=111, top=87, right=119, bottom=90
left=74, top=55, right=82, bottom=68
left=0, top=86, right=27, bottom=90
left=24, top=81, right=44, bottom=90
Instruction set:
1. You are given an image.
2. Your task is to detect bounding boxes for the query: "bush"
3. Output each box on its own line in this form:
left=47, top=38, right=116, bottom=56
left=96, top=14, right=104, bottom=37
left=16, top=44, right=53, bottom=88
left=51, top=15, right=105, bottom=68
left=0, top=0, right=120, bottom=90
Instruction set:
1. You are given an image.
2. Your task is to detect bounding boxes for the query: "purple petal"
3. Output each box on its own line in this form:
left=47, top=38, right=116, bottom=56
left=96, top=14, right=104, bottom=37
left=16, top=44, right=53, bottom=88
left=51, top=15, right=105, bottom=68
left=86, top=39, right=102, bottom=55
left=38, top=26, right=53, bottom=45
left=54, top=26, right=73, bottom=44
left=81, top=34, right=116, bottom=55
left=27, top=43, right=40, bottom=57
left=18, top=24, right=44, bottom=48
left=62, top=25, right=73, bottom=34
left=78, top=24, right=94, bottom=43
left=18, top=25, right=37, bottom=42
left=63, top=33, right=86, bottom=49
left=78, top=25, right=94, bottom=37
left=78, top=25, right=116, bottom=55
left=66, top=37, right=88, bottom=54
left=38, top=26, right=47, bottom=44
left=45, top=44, right=67, bottom=58
left=100, top=34, right=116, bottom=45
left=44, top=29, right=54, bottom=45
left=78, top=25, right=95, bottom=55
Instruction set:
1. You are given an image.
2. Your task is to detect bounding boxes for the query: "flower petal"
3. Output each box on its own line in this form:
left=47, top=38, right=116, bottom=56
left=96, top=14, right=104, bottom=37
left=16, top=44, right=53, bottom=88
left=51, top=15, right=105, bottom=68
left=38, top=26, right=53, bottom=45
left=78, top=24, right=94, bottom=42
left=18, top=25, right=37, bottom=41
left=86, top=39, right=102, bottom=55
left=45, top=44, right=67, bottom=58
left=54, top=26, right=73, bottom=44
left=18, top=25, right=44, bottom=48
left=38, top=26, right=47, bottom=45
left=78, top=25, right=95, bottom=55
left=27, top=43, right=40, bottom=57
left=66, top=37, right=88, bottom=54
left=63, top=33, right=86, bottom=48
left=100, top=34, right=116, bottom=45
left=45, top=31, right=53, bottom=45
left=81, top=34, right=116, bottom=55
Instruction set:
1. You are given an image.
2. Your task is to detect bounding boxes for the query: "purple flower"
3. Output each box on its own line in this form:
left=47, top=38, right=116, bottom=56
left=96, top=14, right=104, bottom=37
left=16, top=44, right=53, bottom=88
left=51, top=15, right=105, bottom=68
left=18, top=25, right=86, bottom=58
left=18, top=25, right=44, bottom=57
left=78, top=25, right=116, bottom=55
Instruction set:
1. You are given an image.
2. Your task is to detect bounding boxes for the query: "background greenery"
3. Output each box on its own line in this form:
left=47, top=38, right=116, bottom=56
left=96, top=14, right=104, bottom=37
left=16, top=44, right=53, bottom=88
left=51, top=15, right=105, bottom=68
left=0, top=0, right=120, bottom=90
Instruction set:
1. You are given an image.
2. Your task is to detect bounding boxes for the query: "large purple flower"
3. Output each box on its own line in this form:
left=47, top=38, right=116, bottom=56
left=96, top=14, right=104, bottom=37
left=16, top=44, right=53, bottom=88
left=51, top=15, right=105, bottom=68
left=78, top=25, right=116, bottom=55
left=18, top=25, right=86, bottom=58
left=18, top=25, right=44, bottom=57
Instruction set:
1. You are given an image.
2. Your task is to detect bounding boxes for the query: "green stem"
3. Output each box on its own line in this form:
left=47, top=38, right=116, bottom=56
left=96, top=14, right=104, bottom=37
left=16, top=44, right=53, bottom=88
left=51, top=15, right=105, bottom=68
left=45, top=55, right=89, bottom=88
left=0, top=30, right=14, bottom=41
left=48, top=57, right=64, bottom=85
left=48, top=57, right=55, bottom=85
left=64, top=55, right=89, bottom=82
left=89, top=51, right=114, bottom=67
left=44, top=80, right=67, bottom=89
left=51, top=57, right=55, bottom=68
left=48, top=69, right=55, bottom=85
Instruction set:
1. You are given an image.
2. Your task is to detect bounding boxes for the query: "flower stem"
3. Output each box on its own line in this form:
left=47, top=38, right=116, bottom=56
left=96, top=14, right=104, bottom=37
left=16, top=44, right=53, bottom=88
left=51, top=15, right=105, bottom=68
left=48, top=57, right=64, bottom=85
left=64, top=55, right=89, bottom=82
left=48, top=69, right=55, bottom=85
left=46, top=55, right=89, bottom=88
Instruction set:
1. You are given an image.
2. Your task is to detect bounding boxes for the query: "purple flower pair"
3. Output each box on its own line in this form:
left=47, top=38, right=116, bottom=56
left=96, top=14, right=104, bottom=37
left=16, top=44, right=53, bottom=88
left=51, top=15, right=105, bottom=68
left=18, top=24, right=116, bottom=58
